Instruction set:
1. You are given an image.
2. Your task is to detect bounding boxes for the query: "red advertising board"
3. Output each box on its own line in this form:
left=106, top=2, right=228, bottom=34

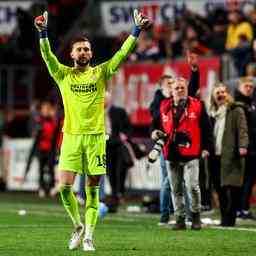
left=110, top=57, right=220, bottom=125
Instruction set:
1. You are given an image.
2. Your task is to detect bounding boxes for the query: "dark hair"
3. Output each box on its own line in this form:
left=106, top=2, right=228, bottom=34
left=40, top=99, right=52, bottom=107
left=159, top=75, right=173, bottom=86
left=70, top=36, right=90, bottom=51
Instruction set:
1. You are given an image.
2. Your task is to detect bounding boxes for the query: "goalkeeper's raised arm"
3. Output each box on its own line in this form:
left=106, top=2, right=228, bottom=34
left=95, top=9, right=152, bottom=80
left=34, top=11, right=64, bottom=81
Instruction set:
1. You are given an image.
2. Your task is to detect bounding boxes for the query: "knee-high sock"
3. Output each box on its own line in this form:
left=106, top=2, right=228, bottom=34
left=85, top=186, right=99, bottom=240
left=59, top=184, right=81, bottom=227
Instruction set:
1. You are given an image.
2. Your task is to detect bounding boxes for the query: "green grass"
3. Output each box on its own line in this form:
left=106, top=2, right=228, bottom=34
left=0, top=192, right=256, bottom=256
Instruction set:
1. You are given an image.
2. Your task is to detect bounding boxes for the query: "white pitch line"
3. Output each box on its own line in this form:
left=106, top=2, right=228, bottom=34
left=105, top=216, right=137, bottom=222
left=0, top=209, right=139, bottom=222
left=1, top=209, right=67, bottom=218
left=211, top=226, right=256, bottom=232
left=0, top=224, right=69, bottom=228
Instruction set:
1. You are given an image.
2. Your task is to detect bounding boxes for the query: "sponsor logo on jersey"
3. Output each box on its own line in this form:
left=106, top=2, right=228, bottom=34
left=70, top=83, right=97, bottom=93
left=162, top=113, right=168, bottom=122
left=188, top=112, right=196, bottom=119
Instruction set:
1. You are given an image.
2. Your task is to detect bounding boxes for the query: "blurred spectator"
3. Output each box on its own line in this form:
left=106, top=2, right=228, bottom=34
left=129, top=31, right=160, bottom=62
left=226, top=11, right=253, bottom=50
left=208, top=18, right=227, bottom=55
left=226, top=11, right=253, bottom=76
left=235, top=77, right=256, bottom=220
left=23, top=101, right=60, bottom=198
left=247, top=9, right=256, bottom=39
left=182, top=25, right=211, bottom=56
left=105, top=91, right=134, bottom=212
left=245, top=62, right=256, bottom=77
left=154, top=23, right=181, bottom=59
left=29, top=100, right=41, bottom=135
left=229, top=34, right=253, bottom=76
left=207, top=7, right=228, bottom=48
left=150, top=75, right=174, bottom=225
left=209, top=83, right=248, bottom=226
left=4, top=110, right=30, bottom=138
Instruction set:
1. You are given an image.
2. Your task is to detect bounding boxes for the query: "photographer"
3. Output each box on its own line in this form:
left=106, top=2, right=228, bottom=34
left=149, top=51, right=200, bottom=225
left=152, top=77, right=212, bottom=230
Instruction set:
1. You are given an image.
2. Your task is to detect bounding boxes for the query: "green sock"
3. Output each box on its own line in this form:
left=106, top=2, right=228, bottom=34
left=85, top=186, right=99, bottom=240
left=59, top=184, right=81, bottom=227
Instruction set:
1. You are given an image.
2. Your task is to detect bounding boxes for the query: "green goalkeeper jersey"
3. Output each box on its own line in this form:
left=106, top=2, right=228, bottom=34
left=40, top=36, right=137, bottom=134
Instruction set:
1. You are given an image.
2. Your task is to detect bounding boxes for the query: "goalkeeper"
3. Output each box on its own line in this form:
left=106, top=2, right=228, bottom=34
left=34, top=9, right=151, bottom=252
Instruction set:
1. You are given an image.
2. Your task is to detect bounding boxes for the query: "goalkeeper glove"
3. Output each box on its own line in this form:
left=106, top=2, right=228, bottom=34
left=131, top=9, right=152, bottom=37
left=133, top=9, right=151, bottom=30
left=34, top=11, right=48, bottom=32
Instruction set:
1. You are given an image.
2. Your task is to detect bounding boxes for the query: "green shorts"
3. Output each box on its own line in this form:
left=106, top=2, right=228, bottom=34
left=58, top=133, right=106, bottom=175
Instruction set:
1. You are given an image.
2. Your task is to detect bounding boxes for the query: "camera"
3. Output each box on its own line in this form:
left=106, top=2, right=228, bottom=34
left=148, top=137, right=166, bottom=163
left=173, top=131, right=191, bottom=148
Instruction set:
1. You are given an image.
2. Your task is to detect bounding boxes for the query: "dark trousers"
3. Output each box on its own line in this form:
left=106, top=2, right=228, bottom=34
left=210, top=155, right=242, bottom=226
left=221, top=186, right=241, bottom=226
left=210, top=155, right=222, bottom=206
left=38, top=150, right=55, bottom=194
left=199, top=158, right=212, bottom=208
left=238, top=155, right=256, bottom=212
left=107, top=142, right=132, bottom=200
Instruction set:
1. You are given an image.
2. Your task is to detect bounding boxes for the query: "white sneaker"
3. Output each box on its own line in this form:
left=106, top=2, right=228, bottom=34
left=38, top=189, right=46, bottom=198
left=83, top=239, right=95, bottom=251
left=68, top=224, right=84, bottom=250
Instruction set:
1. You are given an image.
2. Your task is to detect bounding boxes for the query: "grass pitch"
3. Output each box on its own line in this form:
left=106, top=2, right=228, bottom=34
left=0, top=192, right=256, bottom=256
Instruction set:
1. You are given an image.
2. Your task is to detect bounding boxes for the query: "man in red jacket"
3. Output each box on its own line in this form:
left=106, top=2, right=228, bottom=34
left=152, top=77, right=212, bottom=230
left=24, top=101, right=61, bottom=197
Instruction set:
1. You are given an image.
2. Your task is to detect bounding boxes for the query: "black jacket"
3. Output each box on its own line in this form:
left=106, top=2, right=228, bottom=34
left=107, top=105, right=146, bottom=160
left=235, top=90, right=256, bottom=155
left=108, top=105, right=132, bottom=142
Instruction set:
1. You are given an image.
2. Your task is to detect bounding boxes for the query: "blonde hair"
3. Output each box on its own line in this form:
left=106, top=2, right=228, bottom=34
left=239, top=76, right=254, bottom=87
left=174, top=77, right=188, bottom=85
left=209, top=82, right=233, bottom=112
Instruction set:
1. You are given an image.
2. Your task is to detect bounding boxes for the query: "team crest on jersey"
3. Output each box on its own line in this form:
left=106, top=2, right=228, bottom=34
left=90, top=74, right=97, bottom=81
left=90, top=68, right=98, bottom=81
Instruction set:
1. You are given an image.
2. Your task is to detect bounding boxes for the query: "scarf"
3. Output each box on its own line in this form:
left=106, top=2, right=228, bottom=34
left=210, top=105, right=227, bottom=155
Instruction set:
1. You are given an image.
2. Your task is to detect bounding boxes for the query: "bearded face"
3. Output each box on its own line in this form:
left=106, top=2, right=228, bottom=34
left=70, top=41, right=93, bottom=67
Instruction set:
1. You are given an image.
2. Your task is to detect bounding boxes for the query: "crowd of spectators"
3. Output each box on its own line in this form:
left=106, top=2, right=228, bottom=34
left=0, top=0, right=85, bottom=65
left=108, top=4, right=256, bottom=79
left=0, top=1, right=256, bottom=72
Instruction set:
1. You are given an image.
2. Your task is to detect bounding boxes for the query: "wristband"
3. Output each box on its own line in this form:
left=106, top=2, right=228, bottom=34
left=131, top=26, right=141, bottom=37
left=39, top=30, right=48, bottom=39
